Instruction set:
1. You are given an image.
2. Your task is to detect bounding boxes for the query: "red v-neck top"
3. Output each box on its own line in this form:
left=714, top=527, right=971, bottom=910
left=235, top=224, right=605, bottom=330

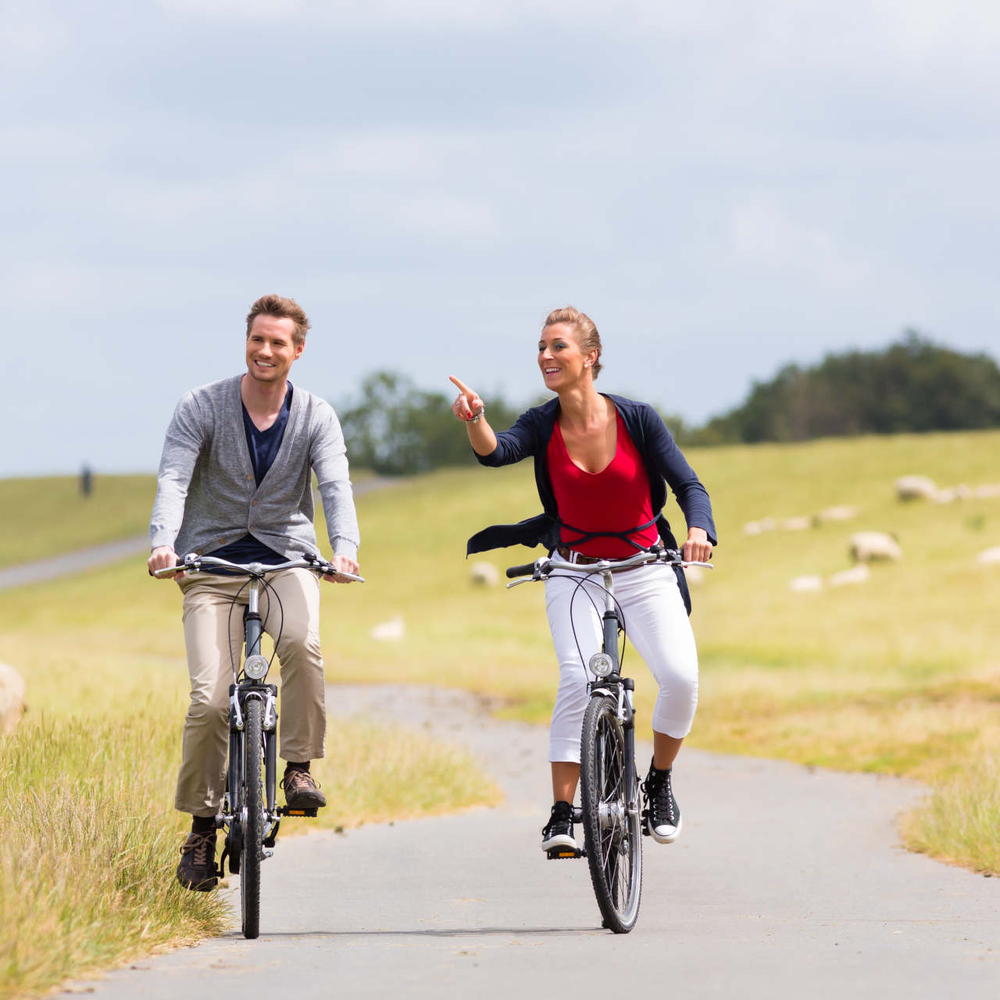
left=547, top=409, right=659, bottom=557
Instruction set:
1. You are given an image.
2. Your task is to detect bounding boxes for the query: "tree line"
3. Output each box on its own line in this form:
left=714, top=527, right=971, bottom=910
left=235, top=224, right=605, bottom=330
left=335, top=333, right=1000, bottom=473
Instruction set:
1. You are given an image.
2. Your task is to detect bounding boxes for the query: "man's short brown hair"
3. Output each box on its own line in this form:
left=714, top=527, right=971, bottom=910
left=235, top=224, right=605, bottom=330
left=245, top=294, right=311, bottom=346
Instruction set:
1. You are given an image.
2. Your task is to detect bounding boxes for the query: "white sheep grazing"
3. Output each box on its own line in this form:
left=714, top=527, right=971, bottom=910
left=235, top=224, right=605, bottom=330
left=973, top=484, right=1000, bottom=499
left=781, top=516, right=814, bottom=531
left=895, top=475, right=937, bottom=501
left=743, top=517, right=777, bottom=535
left=0, top=662, right=26, bottom=735
left=976, top=547, right=1000, bottom=566
left=829, top=564, right=871, bottom=587
left=789, top=575, right=824, bottom=593
left=817, top=505, right=860, bottom=523
left=469, top=561, right=500, bottom=587
left=370, top=616, right=406, bottom=642
left=849, top=531, right=903, bottom=562
left=932, top=484, right=970, bottom=504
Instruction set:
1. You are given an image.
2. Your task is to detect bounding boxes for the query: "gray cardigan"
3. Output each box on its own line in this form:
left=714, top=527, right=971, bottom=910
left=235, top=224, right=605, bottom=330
left=150, top=375, right=360, bottom=561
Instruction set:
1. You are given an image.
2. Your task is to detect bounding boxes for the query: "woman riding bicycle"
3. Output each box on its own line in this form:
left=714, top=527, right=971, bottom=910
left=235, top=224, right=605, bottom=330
left=450, top=306, right=717, bottom=853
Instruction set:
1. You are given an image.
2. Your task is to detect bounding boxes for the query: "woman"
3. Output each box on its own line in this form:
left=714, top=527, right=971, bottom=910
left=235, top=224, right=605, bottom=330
left=450, top=306, right=717, bottom=853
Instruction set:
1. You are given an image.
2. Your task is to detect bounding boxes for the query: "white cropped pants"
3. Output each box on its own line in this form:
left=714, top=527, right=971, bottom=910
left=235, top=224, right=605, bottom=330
left=543, top=552, right=699, bottom=763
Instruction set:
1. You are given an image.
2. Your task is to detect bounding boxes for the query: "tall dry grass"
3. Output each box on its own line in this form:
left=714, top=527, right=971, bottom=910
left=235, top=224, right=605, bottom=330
left=0, top=712, right=224, bottom=999
left=0, top=551, right=498, bottom=997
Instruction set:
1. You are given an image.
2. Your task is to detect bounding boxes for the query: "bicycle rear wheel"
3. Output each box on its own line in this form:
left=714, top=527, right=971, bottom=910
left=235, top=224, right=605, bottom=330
left=580, top=694, right=643, bottom=933
left=240, top=697, right=265, bottom=939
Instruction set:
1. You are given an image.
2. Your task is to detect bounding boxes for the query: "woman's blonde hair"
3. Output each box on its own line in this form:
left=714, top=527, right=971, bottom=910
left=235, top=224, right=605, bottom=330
left=543, top=306, right=603, bottom=379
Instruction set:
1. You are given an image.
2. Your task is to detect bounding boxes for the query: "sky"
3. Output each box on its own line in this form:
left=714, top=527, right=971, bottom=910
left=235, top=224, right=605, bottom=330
left=3, top=0, right=999, bottom=475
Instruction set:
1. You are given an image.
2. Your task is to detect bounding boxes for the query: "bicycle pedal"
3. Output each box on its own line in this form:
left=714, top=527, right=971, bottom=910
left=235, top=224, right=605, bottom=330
left=278, top=806, right=318, bottom=817
left=546, top=847, right=586, bottom=860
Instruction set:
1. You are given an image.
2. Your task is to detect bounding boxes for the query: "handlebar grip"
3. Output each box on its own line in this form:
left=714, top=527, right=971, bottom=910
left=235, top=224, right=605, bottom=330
left=506, top=562, right=536, bottom=579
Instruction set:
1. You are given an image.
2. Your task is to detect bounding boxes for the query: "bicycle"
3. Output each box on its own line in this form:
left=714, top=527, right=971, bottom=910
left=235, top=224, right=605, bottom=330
left=505, top=547, right=712, bottom=933
left=155, top=551, right=364, bottom=938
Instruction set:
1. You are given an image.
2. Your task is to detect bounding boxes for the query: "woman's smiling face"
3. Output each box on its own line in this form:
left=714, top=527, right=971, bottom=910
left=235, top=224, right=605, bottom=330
left=537, top=321, right=595, bottom=390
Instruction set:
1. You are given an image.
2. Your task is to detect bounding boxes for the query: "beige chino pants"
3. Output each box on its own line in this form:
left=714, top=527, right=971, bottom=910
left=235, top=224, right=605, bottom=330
left=174, top=568, right=326, bottom=816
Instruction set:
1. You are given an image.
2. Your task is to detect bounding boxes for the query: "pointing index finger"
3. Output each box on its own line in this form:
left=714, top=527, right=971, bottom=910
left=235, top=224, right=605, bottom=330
left=449, top=375, right=474, bottom=398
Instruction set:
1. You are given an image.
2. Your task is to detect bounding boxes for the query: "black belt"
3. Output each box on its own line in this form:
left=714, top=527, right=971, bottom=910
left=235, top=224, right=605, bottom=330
left=556, top=546, right=607, bottom=565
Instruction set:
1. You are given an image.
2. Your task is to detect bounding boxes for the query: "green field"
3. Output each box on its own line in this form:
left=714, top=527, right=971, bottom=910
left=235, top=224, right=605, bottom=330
left=0, top=538, right=496, bottom=998
left=1, top=429, right=998, bottom=996
left=308, top=430, right=1000, bottom=874
left=0, top=474, right=155, bottom=568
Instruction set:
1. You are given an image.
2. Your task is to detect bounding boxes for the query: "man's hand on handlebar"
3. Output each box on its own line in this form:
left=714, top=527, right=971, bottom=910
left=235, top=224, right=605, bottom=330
left=148, top=545, right=183, bottom=580
left=323, top=554, right=361, bottom=584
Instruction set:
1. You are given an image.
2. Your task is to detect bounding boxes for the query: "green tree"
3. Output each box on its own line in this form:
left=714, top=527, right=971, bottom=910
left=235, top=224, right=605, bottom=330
left=695, top=332, right=1000, bottom=444
left=337, top=371, right=522, bottom=474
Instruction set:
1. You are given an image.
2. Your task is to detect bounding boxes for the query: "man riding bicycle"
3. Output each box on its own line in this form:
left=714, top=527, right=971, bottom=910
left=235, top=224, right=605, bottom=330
left=147, top=293, right=361, bottom=891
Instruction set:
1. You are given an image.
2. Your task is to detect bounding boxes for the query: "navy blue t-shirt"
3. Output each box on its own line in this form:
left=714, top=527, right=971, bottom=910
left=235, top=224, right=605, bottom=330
left=207, top=385, right=292, bottom=566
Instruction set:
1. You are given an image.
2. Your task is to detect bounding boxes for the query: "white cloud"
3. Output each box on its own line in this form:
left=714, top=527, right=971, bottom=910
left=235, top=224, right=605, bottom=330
left=731, top=196, right=868, bottom=289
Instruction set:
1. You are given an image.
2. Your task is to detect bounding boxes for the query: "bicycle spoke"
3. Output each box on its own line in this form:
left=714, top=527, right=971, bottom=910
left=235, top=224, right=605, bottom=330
left=581, top=696, right=643, bottom=933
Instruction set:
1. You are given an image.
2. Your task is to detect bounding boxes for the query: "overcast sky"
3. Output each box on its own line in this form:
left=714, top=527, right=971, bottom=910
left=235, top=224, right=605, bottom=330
left=4, top=0, right=998, bottom=475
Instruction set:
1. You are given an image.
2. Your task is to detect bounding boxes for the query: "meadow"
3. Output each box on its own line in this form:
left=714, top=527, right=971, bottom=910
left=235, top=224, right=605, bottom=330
left=0, top=475, right=154, bottom=568
left=2, top=429, right=998, bottom=994
left=0, top=558, right=496, bottom=999
left=312, top=429, right=1000, bottom=874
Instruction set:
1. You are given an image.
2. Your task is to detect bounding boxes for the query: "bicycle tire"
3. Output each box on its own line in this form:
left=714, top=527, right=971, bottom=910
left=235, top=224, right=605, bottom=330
left=240, top=696, right=264, bottom=939
left=580, top=694, right=643, bottom=933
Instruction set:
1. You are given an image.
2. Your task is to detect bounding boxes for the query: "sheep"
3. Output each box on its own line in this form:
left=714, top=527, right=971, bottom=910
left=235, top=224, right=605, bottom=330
left=895, top=475, right=937, bottom=501
left=849, top=531, right=903, bottom=562
left=829, top=565, right=871, bottom=587
left=817, top=505, right=860, bottom=523
left=781, top=516, right=814, bottom=531
left=469, top=561, right=500, bottom=587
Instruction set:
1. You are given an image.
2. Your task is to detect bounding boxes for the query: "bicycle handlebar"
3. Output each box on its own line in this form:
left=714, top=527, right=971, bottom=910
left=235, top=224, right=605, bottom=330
left=505, top=562, right=537, bottom=579
left=152, top=552, right=365, bottom=583
left=505, top=548, right=713, bottom=587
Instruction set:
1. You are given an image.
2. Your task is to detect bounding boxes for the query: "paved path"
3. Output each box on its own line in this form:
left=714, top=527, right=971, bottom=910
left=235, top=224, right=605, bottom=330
left=63, top=685, right=999, bottom=999
left=0, top=535, right=149, bottom=591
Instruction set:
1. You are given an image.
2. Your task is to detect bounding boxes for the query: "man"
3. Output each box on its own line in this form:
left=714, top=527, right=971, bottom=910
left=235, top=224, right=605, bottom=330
left=148, top=293, right=360, bottom=891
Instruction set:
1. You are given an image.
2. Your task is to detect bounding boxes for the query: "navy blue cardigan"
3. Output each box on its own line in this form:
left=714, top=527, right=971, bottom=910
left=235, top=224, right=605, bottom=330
left=467, top=395, right=717, bottom=613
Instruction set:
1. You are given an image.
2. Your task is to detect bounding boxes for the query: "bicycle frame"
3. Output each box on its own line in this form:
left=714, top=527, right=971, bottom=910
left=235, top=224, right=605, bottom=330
left=586, top=566, right=640, bottom=832
left=221, top=574, right=281, bottom=850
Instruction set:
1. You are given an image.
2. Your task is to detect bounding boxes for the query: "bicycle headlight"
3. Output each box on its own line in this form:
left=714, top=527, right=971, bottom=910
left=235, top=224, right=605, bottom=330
left=589, top=652, right=614, bottom=677
left=244, top=654, right=269, bottom=681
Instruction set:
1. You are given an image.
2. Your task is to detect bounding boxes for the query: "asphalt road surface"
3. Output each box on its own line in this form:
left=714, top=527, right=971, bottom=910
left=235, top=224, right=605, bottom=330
left=61, top=684, right=998, bottom=999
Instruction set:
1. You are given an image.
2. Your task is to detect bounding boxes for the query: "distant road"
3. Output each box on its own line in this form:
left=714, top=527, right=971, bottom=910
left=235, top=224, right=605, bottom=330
left=0, top=476, right=397, bottom=592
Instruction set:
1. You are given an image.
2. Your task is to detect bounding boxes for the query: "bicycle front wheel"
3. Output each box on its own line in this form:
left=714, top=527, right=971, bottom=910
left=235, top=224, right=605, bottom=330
left=580, top=694, right=643, bottom=933
left=240, top=697, right=265, bottom=939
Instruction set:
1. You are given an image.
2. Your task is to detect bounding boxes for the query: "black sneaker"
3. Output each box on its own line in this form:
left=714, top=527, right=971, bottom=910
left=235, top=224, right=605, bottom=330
left=541, top=800, right=576, bottom=852
left=642, top=760, right=682, bottom=844
left=281, top=765, right=327, bottom=808
left=176, top=830, right=218, bottom=891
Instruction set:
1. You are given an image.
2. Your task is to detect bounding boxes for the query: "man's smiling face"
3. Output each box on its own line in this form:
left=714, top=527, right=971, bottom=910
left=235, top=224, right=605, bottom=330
left=245, top=314, right=303, bottom=384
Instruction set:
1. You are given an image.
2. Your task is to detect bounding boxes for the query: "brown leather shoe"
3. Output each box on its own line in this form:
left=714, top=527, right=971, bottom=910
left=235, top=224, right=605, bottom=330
left=176, top=830, right=218, bottom=891
left=281, top=767, right=327, bottom=808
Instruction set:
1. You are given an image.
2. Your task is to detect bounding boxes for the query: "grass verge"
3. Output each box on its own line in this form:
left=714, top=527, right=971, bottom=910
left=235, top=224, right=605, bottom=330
left=0, top=553, right=498, bottom=998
